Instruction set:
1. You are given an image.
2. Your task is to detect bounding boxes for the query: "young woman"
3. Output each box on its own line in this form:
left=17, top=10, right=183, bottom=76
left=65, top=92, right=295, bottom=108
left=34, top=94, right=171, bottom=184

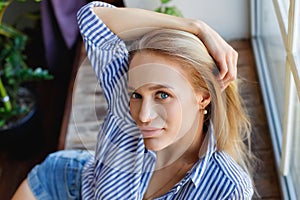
left=13, top=1, right=253, bottom=199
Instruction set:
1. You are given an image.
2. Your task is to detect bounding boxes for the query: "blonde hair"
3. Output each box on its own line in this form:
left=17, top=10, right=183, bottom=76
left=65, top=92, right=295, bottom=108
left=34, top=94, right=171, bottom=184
left=129, top=29, right=253, bottom=178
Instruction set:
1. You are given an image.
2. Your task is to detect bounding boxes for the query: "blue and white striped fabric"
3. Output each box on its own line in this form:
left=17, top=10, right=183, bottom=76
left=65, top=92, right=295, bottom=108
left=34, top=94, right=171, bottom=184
left=77, top=2, right=253, bottom=199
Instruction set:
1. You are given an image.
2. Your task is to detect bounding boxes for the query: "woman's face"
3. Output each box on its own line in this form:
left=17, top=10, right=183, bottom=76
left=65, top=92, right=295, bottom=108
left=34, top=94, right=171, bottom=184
left=128, top=52, right=207, bottom=151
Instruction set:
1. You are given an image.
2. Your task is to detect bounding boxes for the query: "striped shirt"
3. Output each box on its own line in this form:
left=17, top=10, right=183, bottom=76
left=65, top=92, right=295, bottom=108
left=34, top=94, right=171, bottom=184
left=77, top=2, right=254, bottom=199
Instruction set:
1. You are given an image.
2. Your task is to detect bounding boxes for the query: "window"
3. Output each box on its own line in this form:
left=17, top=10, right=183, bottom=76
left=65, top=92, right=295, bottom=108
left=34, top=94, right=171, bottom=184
left=251, top=0, right=300, bottom=199
left=290, top=84, right=300, bottom=198
left=261, top=0, right=286, bottom=125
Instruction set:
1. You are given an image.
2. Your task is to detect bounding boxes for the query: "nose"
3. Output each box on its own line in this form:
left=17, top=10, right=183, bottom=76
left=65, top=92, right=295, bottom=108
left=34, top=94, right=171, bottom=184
left=139, top=98, right=157, bottom=123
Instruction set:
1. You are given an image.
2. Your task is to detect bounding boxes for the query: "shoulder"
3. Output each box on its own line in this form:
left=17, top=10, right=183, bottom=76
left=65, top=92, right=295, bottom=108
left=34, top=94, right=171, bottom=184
left=190, top=151, right=253, bottom=199
left=210, top=151, right=254, bottom=199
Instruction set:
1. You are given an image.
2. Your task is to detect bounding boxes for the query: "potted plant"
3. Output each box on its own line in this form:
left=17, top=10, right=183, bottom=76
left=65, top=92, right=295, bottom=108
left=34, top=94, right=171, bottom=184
left=0, top=0, right=52, bottom=150
left=124, top=0, right=183, bottom=17
left=155, top=0, right=183, bottom=17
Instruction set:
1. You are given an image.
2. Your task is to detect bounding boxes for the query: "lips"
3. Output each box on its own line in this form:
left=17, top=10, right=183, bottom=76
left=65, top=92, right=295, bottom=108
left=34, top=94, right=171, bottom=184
left=139, top=127, right=163, bottom=138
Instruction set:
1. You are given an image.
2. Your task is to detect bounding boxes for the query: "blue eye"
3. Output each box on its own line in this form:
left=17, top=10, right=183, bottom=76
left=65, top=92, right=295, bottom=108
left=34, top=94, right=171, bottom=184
left=158, top=92, right=169, bottom=99
left=131, top=92, right=142, bottom=99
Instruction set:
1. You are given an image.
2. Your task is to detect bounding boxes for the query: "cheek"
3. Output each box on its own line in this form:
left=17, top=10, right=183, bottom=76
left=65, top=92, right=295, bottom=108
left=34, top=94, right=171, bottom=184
left=164, top=100, right=182, bottom=125
left=175, top=95, right=200, bottom=130
left=182, top=99, right=199, bottom=117
left=129, top=100, right=140, bottom=121
left=180, top=90, right=199, bottom=116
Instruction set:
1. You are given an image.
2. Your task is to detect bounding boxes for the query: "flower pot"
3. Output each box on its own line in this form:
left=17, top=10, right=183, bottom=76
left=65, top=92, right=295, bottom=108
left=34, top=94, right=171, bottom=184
left=0, top=87, right=42, bottom=158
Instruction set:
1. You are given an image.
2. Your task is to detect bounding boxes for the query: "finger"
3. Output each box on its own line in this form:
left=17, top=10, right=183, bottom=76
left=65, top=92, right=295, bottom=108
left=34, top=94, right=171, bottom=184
left=218, top=56, right=236, bottom=91
left=216, top=55, right=228, bottom=80
left=219, top=56, right=232, bottom=82
left=229, top=54, right=237, bottom=81
left=221, top=80, right=231, bottom=92
left=223, top=51, right=238, bottom=81
left=231, top=50, right=238, bottom=79
left=220, top=73, right=234, bottom=91
left=220, top=76, right=231, bottom=91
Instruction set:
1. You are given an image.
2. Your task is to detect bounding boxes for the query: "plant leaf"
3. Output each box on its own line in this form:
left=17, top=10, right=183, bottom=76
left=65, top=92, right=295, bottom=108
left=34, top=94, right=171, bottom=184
left=164, top=6, right=183, bottom=17
left=161, top=0, right=171, bottom=4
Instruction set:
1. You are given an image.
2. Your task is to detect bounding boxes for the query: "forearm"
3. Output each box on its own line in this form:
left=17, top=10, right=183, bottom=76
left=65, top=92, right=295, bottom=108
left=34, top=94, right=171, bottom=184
left=91, top=6, right=205, bottom=41
left=84, top=2, right=238, bottom=88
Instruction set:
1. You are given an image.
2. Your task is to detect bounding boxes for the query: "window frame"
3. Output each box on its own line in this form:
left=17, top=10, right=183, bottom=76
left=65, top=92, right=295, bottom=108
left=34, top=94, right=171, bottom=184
left=251, top=0, right=299, bottom=199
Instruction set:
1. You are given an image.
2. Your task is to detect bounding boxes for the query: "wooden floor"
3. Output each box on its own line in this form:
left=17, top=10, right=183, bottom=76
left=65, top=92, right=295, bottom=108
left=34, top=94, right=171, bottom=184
left=0, top=40, right=282, bottom=199
left=230, top=40, right=282, bottom=199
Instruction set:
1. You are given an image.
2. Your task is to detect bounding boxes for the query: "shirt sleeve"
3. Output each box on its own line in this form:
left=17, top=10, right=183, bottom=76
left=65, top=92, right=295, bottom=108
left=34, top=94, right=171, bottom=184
left=77, top=1, right=129, bottom=113
left=228, top=177, right=254, bottom=199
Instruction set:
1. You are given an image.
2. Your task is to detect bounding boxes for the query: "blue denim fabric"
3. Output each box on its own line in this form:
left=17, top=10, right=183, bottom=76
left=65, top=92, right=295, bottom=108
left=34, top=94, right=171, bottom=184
left=27, top=150, right=93, bottom=200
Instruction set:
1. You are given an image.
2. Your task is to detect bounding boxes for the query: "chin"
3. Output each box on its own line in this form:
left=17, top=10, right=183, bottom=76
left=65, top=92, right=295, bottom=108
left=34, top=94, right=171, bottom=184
left=144, top=139, right=168, bottom=152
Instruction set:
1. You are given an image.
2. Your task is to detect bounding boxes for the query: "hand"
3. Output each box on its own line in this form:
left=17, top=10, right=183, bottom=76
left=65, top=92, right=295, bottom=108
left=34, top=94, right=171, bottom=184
left=92, top=5, right=237, bottom=90
left=195, top=21, right=238, bottom=90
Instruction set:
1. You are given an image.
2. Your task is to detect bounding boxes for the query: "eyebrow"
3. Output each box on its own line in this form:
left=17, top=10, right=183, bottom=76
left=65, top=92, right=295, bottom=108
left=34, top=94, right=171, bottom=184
left=148, top=84, right=174, bottom=91
left=128, top=84, right=174, bottom=91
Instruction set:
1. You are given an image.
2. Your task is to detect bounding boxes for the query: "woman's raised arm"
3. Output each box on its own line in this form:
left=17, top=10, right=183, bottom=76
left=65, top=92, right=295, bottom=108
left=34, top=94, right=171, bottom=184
left=92, top=6, right=197, bottom=40
left=92, top=5, right=238, bottom=88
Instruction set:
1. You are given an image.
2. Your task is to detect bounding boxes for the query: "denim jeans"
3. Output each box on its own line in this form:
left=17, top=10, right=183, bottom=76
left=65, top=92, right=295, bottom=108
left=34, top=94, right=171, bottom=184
left=27, top=150, right=93, bottom=200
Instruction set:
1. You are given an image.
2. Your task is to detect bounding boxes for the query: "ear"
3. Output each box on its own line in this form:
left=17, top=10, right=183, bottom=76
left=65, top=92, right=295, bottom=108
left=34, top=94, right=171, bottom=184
left=196, top=92, right=211, bottom=109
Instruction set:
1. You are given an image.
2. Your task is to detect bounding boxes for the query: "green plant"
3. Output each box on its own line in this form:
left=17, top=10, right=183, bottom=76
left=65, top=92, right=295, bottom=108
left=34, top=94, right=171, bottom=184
left=0, top=0, right=52, bottom=128
left=155, top=0, right=183, bottom=17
